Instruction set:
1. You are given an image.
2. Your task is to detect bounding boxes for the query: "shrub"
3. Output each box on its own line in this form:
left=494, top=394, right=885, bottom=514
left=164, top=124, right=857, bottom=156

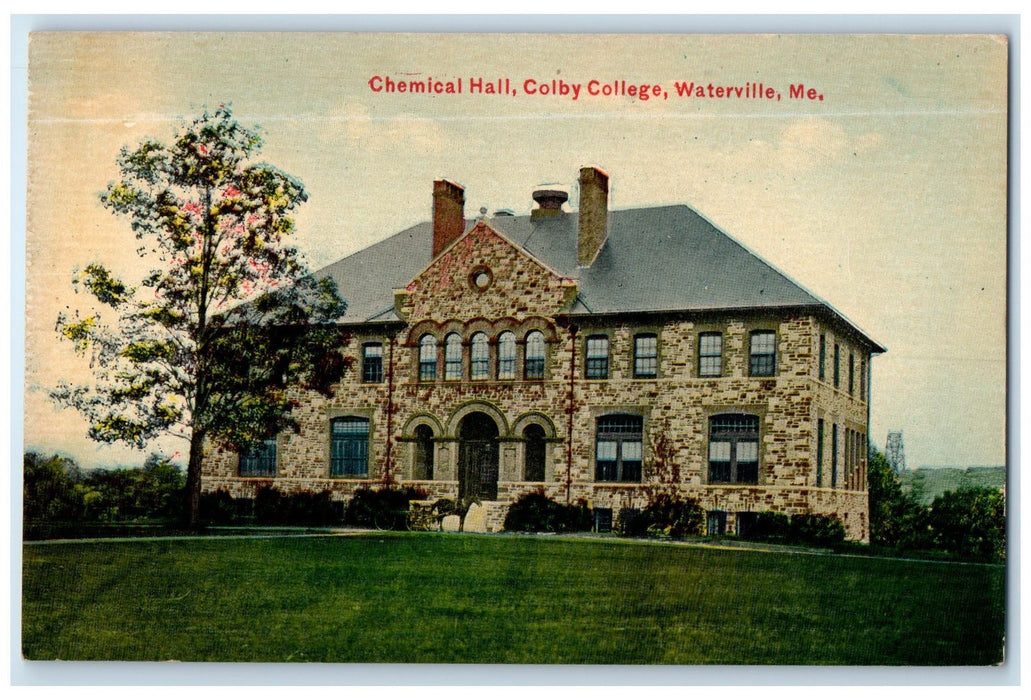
left=616, top=496, right=704, bottom=539
left=929, top=487, right=1006, bottom=563
left=254, top=486, right=340, bottom=527
left=748, top=511, right=791, bottom=542
left=503, top=490, right=592, bottom=533
left=345, top=487, right=422, bottom=530
left=199, top=489, right=241, bottom=524
left=789, top=513, right=846, bottom=547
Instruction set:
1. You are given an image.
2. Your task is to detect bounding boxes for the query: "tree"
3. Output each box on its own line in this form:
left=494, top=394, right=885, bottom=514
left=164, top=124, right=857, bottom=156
left=868, top=446, right=931, bottom=549
left=929, top=487, right=1006, bottom=562
left=53, top=107, right=348, bottom=527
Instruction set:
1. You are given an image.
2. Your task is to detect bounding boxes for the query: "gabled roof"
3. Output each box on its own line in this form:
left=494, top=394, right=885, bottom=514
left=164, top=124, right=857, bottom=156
left=316, top=204, right=885, bottom=352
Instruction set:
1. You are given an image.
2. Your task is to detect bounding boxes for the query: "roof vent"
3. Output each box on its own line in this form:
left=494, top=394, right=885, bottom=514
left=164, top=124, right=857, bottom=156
left=531, top=187, right=569, bottom=219
left=493, top=209, right=515, bottom=217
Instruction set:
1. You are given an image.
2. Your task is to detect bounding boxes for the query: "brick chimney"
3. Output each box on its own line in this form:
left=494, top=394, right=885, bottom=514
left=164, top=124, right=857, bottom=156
left=432, top=179, right=465, bottom=258
left=578, top=166, right=609, bottom=267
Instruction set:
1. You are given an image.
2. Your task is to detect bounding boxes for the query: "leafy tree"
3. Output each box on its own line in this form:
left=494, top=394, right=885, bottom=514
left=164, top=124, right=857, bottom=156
left=53, top=107, right=348, bottom=527
left=23, top=452, right=84, bottom=522
left=929, top=487, right=1006, bottom=562
left=868, top=446, right=932, bottom=549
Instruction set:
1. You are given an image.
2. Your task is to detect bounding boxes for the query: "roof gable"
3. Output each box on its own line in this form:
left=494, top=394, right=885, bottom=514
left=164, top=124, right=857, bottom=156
left=397, top=221, right=576, bottom=323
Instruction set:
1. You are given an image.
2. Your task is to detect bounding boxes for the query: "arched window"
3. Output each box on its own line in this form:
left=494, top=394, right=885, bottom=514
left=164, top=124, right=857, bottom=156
left=523, top=423, right=546, bottom=482
left=524, top=330, right=545, bottom=380
left=708, top=413, right=759, bottom=484
left=444, top=333, right=463, bottom=380
left=414, top=424, right=434, bottom=480
left=470, top=332, right=490, bottom=380
left=497, top=331, right=516, bottom=379
left=595, top=414, right=643, bottom=482
left=240, top=438, right=277, bottom=477
left=331, top=416, right=370, bottom=477
left=419, top=334, right=437, bottom=381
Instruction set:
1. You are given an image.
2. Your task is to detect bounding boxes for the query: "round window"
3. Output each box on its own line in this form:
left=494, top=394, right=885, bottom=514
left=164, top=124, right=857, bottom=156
left=469, top=266, right=493, bottom=291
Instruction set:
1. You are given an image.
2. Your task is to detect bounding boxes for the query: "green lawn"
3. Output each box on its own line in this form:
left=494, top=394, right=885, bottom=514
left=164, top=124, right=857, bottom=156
left=22, top=533, right=1005, bottom=664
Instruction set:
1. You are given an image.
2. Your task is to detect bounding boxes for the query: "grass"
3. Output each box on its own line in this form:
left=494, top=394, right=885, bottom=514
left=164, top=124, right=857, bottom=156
left=22, top=533, right=1005, bottom=664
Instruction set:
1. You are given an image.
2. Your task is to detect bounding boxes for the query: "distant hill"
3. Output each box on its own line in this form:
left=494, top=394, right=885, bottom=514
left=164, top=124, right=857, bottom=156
left=899, top=466, right=1006, bottom=505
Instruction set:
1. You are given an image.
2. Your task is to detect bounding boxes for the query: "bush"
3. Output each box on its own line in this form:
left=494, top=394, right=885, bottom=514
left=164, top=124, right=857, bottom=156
left=616, top=496, right=704, bottom=539
left=254, top=486, right=341, bottom=527
left=199, top=489, right=242, bottom=524
left=503, top=490, right=592, bottom=533
left=789, top=513, right=846, bottom=546
left=929, top=487, right=1006, bottom=563
left=345, top=487, right=424, bottom=530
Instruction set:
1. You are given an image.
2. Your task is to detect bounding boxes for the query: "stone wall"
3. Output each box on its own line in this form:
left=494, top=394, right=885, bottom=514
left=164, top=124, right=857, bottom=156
left=203, top=221, right=876, bottom=541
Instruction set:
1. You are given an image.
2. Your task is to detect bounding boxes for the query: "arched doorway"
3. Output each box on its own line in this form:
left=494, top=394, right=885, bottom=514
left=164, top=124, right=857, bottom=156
left=458, top=412, right=499, bottom=501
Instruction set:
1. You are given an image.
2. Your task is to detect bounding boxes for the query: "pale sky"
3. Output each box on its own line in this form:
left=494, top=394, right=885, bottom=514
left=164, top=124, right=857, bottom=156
left=23, top=32, right=1008, bottom=470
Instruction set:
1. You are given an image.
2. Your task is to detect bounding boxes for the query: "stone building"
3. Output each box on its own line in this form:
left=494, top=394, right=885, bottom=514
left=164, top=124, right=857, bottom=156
left=203, top=167, right=884, bottom=540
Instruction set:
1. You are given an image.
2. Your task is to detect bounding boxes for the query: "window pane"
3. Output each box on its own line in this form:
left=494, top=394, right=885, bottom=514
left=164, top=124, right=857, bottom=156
left=749, top=331, right=776, bottom=377
left=709, top=441, right=731, bottom=461
left=419, top=335, right=437, bottom=381
left=622, top=440, right=642, bottom=461
left=736, top=441, right=758, bottom=462
left=525, top=331, right=545, bottom=380
left=634, top=334, right=657, bottom=377
left=586, top=335, right=609, bottom=379
left=596, top=440, right=618, bottom=461
left=699, top=333, right=722, bottom=377
left=498, top=332, right=516, bottom=379
left=331, top=417, right=369, bottom=476
left=470, top=333, right=489, bottom=379
left=362, top=343, right=384, bottom=383
left=240, top=438, right=277, bottom=477
left=445, top=333, right=462, bottom=380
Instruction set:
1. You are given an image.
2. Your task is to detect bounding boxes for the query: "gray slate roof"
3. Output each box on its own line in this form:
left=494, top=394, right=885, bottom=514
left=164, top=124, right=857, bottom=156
left=316, top=205, right=883, bottom=351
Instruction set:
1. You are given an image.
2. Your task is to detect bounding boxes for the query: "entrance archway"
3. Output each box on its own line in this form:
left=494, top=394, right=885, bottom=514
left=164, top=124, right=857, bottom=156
left=458, top=412, right=499, bottom=501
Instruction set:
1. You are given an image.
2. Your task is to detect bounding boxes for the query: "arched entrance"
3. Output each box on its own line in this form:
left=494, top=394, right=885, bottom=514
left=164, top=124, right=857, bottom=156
left=458, top=412, right=499, bottom=501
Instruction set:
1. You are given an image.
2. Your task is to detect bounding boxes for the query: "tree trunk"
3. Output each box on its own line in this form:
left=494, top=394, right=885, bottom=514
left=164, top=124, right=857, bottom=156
left=185, top=429, right=206, bottom=529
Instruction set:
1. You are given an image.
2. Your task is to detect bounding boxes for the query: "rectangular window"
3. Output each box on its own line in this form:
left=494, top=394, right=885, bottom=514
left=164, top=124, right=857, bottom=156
left=634, top=334, right=658, bottom=378
left=831, top=423, right=839, bottom=488
left=331, top=417, right=370, bottom=477
left=816, top=418, right=824, bottom=487
left=585, top=335, right=609, bottom=379
left=595, top=414, right=643, bottom=483
left=707, top=510, right=727, bottom=537
left=848, top=353, right=855, bottom=395
left=749, top=331, right=776, bottom=377
left=819, top=333, right=826, bottom=381
left=708, top=413, right=760, bottom=484
left=362, top=343, right=384, bottom=383
left=833, top=343, right=840, bottom=388
left=698, top=332, right=723, bottom=377
left=240, top=438, right=277, bottom=477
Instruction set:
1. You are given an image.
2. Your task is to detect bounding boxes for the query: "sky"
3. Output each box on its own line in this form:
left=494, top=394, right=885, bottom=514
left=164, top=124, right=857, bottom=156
left=22, top=32, right=1008, bottom=470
